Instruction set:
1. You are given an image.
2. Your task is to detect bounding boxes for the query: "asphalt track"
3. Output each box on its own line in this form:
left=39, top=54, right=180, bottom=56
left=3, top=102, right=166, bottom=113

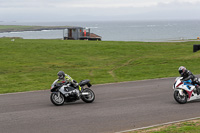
left=1, top=77, right=200, bottom=133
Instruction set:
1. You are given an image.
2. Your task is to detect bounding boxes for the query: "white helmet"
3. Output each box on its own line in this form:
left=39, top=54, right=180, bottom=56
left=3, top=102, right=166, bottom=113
left=178, top=66, right=186, bottom=75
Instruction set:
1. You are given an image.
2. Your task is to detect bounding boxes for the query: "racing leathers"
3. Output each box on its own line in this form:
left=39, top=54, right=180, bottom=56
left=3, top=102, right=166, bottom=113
left=181, top=69, right=195, bottom=82
left=57, top=74, right=81, bottom=97
left=181, top=69, right=200, bottom=94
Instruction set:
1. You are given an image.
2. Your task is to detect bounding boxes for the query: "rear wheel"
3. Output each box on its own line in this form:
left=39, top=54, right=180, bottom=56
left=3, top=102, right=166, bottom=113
left=174, top=90, right=187, bottom=104
left=50, top=92, right=65, bottom=106
left=81, top=88, right=95, bottom=103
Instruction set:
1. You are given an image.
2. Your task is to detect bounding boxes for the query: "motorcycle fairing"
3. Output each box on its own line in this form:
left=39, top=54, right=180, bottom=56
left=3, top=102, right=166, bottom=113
left=78, top=80, right=92, bottom=87
left=183, top=80, right=193, bottom=90
left=185, top=90, right=193, bottom=99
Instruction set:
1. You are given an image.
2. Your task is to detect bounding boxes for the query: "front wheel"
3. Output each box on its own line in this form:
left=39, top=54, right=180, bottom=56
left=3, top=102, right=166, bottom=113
left=50, top=92, right=65, bottom=106
left=81, top=88, right=95, bottom=103
left=174, top=90, right=187, bottom=104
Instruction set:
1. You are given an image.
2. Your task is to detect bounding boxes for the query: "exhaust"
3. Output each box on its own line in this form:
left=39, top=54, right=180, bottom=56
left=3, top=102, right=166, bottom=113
left=81, top=92, right=90, bottom=95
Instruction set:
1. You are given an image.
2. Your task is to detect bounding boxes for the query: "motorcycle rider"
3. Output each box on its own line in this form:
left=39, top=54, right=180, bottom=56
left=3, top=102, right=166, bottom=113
left=57, top=71, right=80, bottom=97
left=178, top=66, right=200, bottom=94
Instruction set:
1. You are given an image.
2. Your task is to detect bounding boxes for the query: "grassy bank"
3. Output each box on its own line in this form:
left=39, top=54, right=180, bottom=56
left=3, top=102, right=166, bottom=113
left=0, top=38, right=200, bottom=93
left=0, top=25, right=68, bottom=33
left=133, top=119, right=200, bottom=133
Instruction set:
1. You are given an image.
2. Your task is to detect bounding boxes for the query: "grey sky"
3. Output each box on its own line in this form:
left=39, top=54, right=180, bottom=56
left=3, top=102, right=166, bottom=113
left=0, top=0, right=200, bottom=22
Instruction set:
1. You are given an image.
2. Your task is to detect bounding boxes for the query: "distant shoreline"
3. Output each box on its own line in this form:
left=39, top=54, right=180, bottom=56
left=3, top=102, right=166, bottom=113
left=1, top=21, right=200, bottom=41
left=0, top=25, right=69, bottom=33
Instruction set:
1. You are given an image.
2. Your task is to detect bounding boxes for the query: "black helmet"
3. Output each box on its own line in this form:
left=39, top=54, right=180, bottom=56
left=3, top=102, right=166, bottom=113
left=178, top=66, right=186, bottom=75
left=57, top=71, right=65, bottom=80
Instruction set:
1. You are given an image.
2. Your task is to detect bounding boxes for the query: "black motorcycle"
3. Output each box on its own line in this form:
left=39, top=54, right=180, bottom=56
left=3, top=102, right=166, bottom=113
left=50, top=79, right=95, bottom=106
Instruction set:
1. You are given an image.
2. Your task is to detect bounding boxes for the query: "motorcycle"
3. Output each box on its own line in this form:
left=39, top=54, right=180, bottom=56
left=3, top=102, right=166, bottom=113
left=50, top=79, right=95, bottom=106
left=173, top=77, right=200, bottom=104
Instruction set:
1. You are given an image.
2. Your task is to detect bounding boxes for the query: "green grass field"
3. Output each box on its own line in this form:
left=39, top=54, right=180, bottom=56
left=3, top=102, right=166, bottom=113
left=0, top=38, right=200, bottom=93
left=1, top=38, right=200, bottom=132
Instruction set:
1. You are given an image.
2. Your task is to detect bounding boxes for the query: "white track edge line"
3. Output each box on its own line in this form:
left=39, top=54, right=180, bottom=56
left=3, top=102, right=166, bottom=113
left=0, top=77, right=175, bottom=96
left=0, top=90, right=47, bottom=96
left=1, top=75, right=199, bottom=96
left=115, top=117, right=200, bottom=133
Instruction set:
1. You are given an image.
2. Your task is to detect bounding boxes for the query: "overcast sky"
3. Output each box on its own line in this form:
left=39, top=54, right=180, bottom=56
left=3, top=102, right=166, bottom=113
left=0, top=0, right=200, bottom=22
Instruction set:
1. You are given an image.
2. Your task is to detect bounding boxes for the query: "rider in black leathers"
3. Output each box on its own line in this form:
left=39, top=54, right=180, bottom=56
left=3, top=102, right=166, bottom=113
left=178, top=66, right=200, bottom=94
left=179, top=66, right=195, bottom=81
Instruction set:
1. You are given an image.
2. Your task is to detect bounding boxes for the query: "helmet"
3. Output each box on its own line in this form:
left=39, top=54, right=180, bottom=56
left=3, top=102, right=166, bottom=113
left=178, top=66, right=187, bottom=75
left=57, top=71, right=65, bottom=80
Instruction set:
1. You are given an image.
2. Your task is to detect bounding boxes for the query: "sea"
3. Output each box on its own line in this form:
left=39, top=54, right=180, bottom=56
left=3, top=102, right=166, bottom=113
left=0, top=20, right=200, bottom=42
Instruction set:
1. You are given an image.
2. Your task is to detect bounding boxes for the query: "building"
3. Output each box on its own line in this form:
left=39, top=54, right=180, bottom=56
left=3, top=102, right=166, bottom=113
left=63, top=27, right=101, bottom=41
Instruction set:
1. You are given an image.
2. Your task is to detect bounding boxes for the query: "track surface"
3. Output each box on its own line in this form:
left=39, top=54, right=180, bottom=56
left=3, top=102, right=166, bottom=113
left=1, top=77, right=200, bottom=133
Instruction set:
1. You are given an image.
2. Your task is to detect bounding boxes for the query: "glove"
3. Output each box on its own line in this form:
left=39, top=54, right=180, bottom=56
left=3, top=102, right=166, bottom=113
left=194, top=78, right=198, bottom=81
left=74, top=83, right=78, bottom=88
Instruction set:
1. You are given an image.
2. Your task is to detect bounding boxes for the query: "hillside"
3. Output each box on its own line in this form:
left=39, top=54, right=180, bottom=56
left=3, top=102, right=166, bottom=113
left=0, top=38, right=200, bottom=93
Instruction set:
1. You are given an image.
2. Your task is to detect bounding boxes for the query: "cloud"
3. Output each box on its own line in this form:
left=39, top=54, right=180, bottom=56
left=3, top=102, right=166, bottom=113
left=55, top=0, right=158, bottom=8
left=1, top=0, right=200, bottom=9
left=1, top=0, right=200, bottom=21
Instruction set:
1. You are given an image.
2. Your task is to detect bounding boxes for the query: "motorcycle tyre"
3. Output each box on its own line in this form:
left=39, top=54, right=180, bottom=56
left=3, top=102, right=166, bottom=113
left=81, top=88, right=95, bottom=103
left=50, top=93, right=65, bottom=106
left=174, top=90, right=187, bottom=104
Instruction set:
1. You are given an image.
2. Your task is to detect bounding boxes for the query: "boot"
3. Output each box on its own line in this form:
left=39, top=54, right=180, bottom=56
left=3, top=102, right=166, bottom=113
left=75, top=89, right=80, bottom=99
left=195, top=85, right=200, bottom=95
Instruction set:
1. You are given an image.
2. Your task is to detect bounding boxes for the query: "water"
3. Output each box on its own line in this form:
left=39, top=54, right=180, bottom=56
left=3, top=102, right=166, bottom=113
left=0, top=20, right=200, bottom=41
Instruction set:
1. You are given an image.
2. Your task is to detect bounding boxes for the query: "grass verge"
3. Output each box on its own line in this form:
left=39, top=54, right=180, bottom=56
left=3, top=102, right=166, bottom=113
left=0, top=38, right=200, bottom=93
left=132, top=119, right=200, bottom=133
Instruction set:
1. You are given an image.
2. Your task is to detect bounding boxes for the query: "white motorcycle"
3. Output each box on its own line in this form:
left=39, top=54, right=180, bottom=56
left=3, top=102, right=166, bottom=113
left=173, top=77, right=200, bottom=104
